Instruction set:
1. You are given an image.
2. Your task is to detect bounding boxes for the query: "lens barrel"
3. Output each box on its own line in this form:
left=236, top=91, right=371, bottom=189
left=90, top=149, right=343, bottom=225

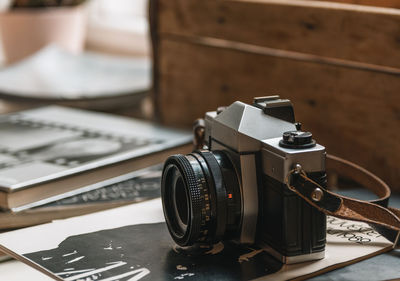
left=161, top=150, right=241, bottom=247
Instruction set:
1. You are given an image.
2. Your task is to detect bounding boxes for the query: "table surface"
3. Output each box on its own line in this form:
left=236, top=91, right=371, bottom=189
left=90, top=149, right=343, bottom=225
left=0, top=190, right=398, bottom=281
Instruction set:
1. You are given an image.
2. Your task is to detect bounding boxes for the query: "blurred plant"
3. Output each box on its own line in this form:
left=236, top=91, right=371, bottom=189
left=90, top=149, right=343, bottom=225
left=12, top=0, right=87, bottom=8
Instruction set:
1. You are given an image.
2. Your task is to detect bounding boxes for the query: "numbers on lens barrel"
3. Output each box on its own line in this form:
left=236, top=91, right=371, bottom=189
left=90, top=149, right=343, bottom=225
left=198, top=176, right=212, bottom=237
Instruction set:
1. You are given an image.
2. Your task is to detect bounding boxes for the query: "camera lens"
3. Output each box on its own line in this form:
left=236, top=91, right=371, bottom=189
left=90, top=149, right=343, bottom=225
left=161, top=150, right=241, bottom=246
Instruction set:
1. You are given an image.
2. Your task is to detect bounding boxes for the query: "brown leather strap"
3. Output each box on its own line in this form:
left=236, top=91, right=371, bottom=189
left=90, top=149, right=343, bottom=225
left=286, top=154, right=400, bottom=248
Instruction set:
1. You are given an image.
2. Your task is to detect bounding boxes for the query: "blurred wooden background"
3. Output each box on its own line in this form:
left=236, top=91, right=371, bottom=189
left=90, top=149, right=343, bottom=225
left=150, top=0, right=400, bottom=191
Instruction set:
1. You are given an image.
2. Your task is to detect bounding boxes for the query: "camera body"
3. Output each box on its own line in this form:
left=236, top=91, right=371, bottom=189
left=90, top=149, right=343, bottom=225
left=204, top=96, right=326, bottom=263
left=161, top=96, right=326, bottom=264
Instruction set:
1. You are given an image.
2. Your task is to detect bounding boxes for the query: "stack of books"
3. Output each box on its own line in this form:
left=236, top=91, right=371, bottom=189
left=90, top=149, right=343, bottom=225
left=0, top=105, right=192, bottom=230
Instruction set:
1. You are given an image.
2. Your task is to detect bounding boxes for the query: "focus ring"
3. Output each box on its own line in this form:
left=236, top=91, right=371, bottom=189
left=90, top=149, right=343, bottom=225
left=164, top=155, right=203, bottom=245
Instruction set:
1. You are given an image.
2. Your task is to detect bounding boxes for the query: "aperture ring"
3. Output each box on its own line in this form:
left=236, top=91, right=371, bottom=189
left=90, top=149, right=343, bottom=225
left=195, top=150, right=228, bottom=241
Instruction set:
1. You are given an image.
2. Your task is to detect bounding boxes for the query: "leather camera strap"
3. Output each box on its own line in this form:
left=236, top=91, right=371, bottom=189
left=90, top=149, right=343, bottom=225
left=286, top=154, right=400, bottom=248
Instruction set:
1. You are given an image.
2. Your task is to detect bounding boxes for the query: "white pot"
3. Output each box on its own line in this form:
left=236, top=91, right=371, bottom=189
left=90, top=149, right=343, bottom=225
left=0, top=6, right=86, bottom=64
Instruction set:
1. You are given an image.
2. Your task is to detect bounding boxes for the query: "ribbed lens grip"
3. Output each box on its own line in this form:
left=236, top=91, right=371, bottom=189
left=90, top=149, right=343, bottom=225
left=161, top=155, right=204, bottom=246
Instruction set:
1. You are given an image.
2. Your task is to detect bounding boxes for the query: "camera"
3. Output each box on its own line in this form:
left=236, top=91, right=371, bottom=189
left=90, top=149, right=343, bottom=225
left=161, top=96, right=327, bottom=264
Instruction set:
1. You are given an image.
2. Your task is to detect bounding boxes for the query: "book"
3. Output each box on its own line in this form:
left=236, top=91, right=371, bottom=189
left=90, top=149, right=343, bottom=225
left=0, top=199, right=393, bottom=281
left=0, top=106, right=192, bottom=211
left=0, top=164, right=162, bottom=230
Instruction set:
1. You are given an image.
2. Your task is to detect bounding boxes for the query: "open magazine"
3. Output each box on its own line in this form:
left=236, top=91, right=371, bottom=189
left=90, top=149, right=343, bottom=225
left=0, top=199, right=393, bottom=281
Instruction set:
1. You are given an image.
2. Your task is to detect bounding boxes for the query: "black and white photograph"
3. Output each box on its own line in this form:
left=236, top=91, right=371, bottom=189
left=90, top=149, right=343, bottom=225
left=0, top=106, right=190, bottom=192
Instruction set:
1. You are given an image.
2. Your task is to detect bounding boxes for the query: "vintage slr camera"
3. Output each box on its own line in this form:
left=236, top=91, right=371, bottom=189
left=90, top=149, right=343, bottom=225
left=161, top=96, right=327, bottom=264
